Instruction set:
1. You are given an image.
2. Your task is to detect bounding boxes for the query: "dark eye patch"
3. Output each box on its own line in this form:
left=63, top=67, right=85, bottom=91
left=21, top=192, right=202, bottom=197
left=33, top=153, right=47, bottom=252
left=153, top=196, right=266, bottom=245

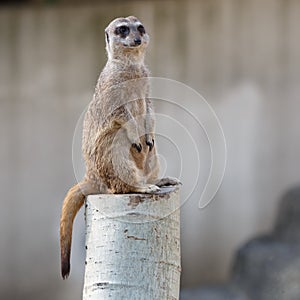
left=137, top=25, right=146, bottom=35
left=115, top=25, right=130, bottom=37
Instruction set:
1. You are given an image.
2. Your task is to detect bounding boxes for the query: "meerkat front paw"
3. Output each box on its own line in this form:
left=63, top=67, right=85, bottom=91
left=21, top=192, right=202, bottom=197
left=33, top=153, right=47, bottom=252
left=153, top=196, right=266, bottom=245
left=132, top=143, right=142, bottom=152
left=155, top=177, right=182, bottom=187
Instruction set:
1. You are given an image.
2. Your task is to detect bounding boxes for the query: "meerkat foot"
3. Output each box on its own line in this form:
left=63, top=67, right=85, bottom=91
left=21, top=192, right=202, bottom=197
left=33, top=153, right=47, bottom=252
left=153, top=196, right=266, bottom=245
left=155, top=177, right=182, bottom=187
left=135, top=184, right=160, bottom=193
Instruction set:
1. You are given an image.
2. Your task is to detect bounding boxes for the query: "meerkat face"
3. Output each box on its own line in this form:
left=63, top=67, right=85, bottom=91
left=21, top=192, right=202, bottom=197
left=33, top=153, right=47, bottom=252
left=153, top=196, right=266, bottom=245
left=105, top=16, right=149, bottom=59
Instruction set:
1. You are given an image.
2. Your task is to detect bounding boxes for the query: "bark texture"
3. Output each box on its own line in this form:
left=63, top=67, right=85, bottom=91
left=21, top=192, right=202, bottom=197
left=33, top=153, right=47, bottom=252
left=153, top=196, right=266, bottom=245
left=83, top=186, right=181, bottom=300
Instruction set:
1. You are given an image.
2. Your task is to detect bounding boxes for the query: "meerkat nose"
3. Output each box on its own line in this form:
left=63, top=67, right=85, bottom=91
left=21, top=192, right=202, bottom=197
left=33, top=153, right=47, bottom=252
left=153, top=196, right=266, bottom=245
left=134, top=38, right=141, bottom=45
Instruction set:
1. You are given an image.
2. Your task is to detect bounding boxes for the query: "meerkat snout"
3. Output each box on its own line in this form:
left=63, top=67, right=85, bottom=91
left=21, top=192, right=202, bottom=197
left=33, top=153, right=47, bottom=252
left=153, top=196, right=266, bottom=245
left=134, top=37, right=141, bottom=46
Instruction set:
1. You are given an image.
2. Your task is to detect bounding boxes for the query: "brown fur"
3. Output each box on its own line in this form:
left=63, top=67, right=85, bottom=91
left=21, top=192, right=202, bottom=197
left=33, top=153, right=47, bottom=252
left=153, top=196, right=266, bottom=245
left=60, top=16, right=179, bottom=279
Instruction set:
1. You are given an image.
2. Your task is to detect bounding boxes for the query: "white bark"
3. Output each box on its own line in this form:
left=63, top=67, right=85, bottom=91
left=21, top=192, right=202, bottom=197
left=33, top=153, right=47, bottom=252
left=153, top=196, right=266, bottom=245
left=82, top=186, right=181, bottom=300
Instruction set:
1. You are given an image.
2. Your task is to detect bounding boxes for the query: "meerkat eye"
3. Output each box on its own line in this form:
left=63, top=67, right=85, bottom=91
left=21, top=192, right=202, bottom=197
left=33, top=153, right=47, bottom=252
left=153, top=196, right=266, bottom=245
left=115, top=25, right=130, bottom=36
left=137, top=25, right=146, bottom=35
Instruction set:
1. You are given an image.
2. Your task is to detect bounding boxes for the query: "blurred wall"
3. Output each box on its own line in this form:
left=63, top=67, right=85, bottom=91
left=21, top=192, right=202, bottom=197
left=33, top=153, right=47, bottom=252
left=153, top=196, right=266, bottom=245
left=1, top=0, right=300, bottom=299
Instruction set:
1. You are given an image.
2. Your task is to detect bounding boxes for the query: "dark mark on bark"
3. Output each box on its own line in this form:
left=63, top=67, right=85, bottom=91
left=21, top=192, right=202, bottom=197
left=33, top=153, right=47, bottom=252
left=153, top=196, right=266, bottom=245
left=127, top=186, right=177, bottom=207
left=96, top=282, right=109, bottom=286
left=124, top=229, right=146, bottom=240
left=128, top=195, right=144, bottom=208
left=126, top=235, right=146, bottom=240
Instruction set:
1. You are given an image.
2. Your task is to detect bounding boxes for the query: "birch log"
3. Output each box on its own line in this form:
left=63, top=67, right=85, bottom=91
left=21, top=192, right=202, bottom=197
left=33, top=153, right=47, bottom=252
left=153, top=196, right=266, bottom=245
left=82, top=186, right=181, bottom=300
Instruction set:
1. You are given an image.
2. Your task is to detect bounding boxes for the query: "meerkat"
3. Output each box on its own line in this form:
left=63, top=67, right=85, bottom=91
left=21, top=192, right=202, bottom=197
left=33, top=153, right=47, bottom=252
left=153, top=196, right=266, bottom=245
left=60, top=16, right=180, bottom=279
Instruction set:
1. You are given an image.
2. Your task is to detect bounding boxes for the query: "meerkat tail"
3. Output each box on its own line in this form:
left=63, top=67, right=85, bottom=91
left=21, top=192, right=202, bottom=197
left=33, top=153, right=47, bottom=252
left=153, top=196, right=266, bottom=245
left=60, top=182, right=86, bottom=279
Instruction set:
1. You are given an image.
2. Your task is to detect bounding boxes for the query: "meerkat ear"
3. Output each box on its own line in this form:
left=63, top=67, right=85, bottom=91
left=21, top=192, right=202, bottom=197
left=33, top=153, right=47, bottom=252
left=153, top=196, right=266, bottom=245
left=105, top=31, right=110, bottom=44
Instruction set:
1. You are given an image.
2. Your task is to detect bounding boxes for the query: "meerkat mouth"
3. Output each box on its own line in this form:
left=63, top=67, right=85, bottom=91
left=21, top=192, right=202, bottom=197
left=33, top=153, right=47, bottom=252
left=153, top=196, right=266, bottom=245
left=123, top=43, right=142, bottom=49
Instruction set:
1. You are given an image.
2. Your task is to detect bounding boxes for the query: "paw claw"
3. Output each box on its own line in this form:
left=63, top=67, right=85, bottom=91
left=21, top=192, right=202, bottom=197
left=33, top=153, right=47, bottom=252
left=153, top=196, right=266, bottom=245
left=146, top=139, right=154, bottom=151
left=132, top=143, right=142, bottom=152
left=155, top=177, right=181, bottom=187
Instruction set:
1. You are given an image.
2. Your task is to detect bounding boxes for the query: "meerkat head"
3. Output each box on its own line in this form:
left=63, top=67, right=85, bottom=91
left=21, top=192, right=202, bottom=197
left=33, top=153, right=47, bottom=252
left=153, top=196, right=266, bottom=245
left=105, top=16, right=149, bottom=62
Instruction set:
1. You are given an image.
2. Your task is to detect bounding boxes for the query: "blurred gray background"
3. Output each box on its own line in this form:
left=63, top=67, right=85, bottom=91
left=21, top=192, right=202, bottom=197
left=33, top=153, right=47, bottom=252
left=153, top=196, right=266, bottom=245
left=1, top=0, right=300, bottom=299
